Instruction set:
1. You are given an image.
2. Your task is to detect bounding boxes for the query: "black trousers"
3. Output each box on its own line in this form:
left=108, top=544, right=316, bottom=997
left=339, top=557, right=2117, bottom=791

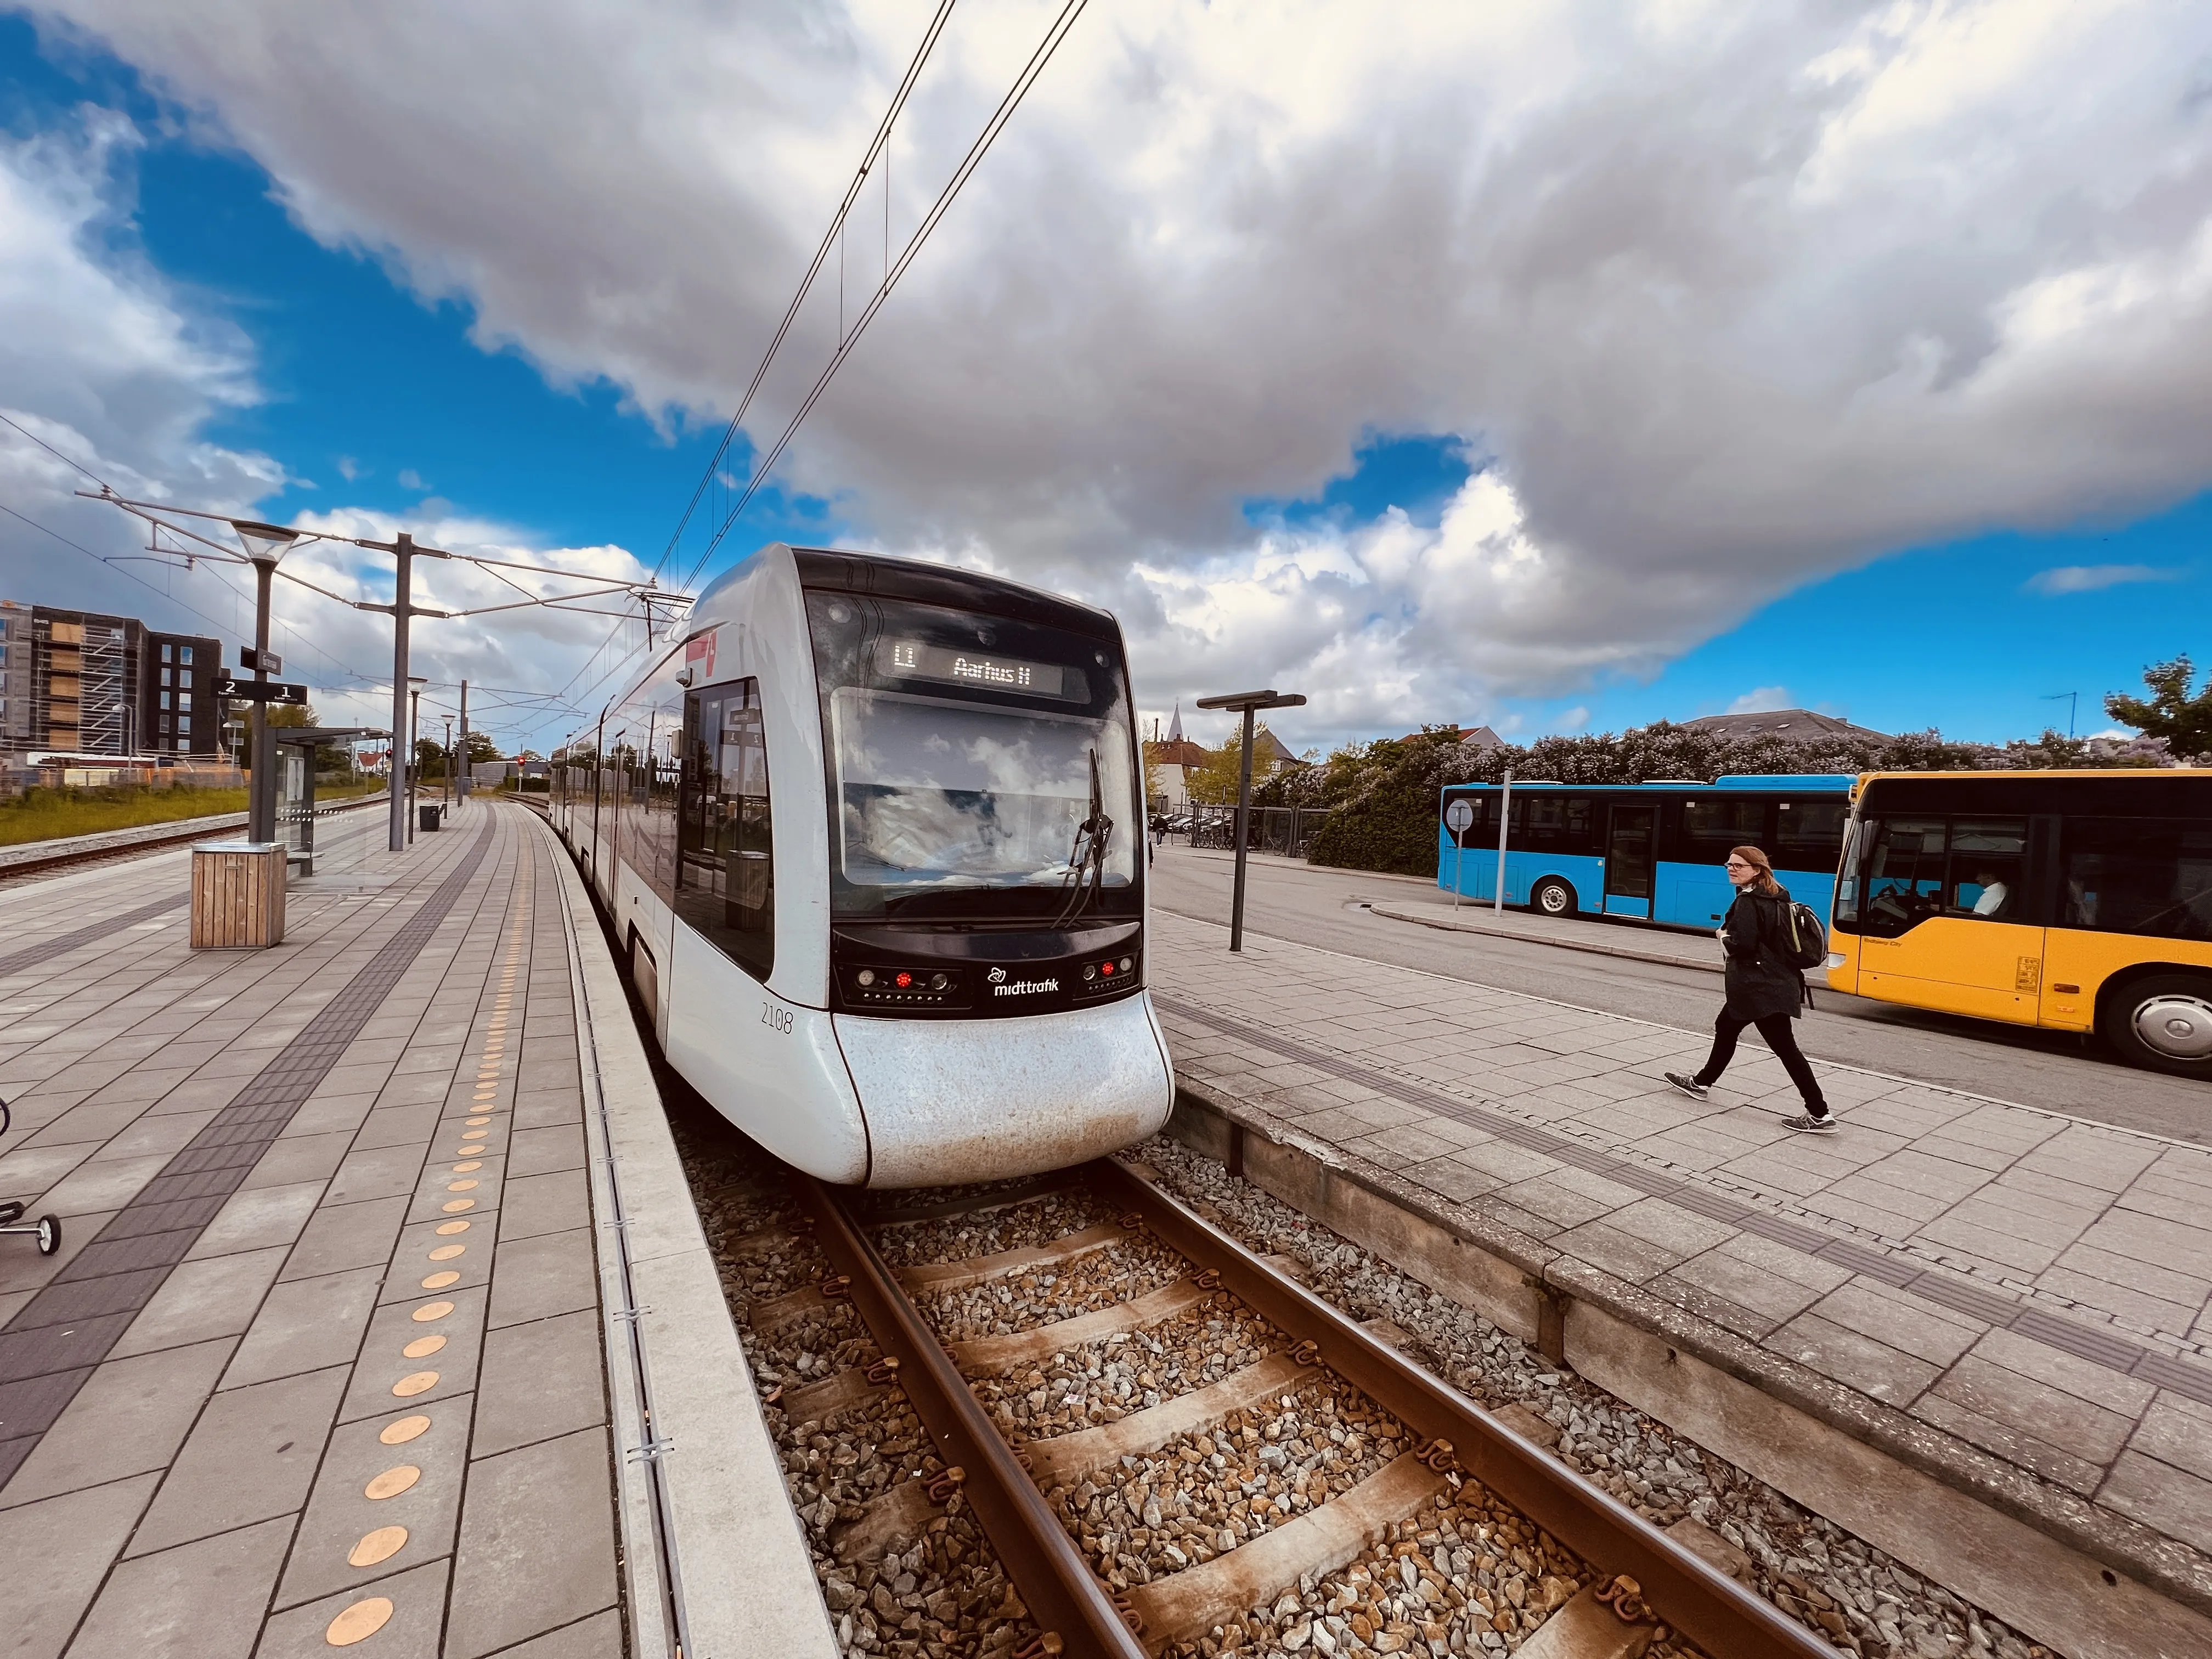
left=1696, top=1011, right=1830, bottom=1113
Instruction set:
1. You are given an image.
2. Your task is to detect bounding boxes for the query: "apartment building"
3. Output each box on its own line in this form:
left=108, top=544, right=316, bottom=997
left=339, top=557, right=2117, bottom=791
left=0, top=601, right=225, bottom=756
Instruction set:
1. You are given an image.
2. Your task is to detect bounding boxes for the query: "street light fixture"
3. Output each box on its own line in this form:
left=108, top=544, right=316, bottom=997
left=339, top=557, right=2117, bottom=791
left=229, top=519, right=298, bottom=844
left=407, top=678, right=427, bottom=844
left=1193, top=688, right=1307, bottom=952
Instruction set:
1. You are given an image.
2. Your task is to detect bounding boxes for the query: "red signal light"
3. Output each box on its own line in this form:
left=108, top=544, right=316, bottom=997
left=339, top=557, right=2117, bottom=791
left=894, top=971, right=913, bottom=989
left=1100, top=960, right=1116, bottom=975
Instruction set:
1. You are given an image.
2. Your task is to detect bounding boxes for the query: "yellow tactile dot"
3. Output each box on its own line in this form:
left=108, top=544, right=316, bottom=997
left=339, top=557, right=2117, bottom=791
left=411, top=1300, right=455, bottom=1323
left=379, top=1415, right=430, bottom=1445
left=465, top=1116, right=491, bottom=1126
left=442, top=1199, right=475, bottom=1213
left=419, top=1270, right=461, bottom=1290
left=428, top=1244, right=465, bottom=1261
left=348, top=1525, right=408, bottom=1567
left=325, top=1596, right=394, bottom=1646
left=435, top=1220, right=470, bottom=1236
left=403, top=1335, right=446, bottom=1359
left=452, top=1161, right=482, bottom=1173
left=364, top=1465, right=420, bottom=1499
left=392, top=1370, right=439, bottom=1397
left=447, top=1179, right=479, bottom=1192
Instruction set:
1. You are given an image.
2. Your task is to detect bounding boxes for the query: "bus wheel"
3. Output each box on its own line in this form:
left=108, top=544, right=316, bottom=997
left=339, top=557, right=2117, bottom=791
left=1531, top=877, right=1577, bottom=918
left=2103, top=975, right=2212, bottom=1075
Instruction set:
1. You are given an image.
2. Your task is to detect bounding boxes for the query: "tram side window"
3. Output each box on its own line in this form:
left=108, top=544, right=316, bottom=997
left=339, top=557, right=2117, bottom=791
left=1774, top=799, right=1848, bottom=874
left=1678, top=797, right=1768, bottom=864
left=2061, top=817, right=2212, bottom=940
left=676, top=680, right=774, bottom=980
left=1858, top=816, right=2028, bottom=935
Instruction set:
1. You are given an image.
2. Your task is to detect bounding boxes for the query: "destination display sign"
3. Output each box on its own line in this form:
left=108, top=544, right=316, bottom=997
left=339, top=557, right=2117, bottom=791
left=876, top=639, right=1070, bottom=698
left=212, top=677, right=309, bottom=706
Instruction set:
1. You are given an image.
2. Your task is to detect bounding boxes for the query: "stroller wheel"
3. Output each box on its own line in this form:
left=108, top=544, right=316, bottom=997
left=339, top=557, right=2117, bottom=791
left=35, top=1215, right=60, bottom=1256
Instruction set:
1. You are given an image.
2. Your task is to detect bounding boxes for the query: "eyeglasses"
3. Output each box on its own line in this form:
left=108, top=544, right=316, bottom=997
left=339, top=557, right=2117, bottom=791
left=1724, top=860, right=1752, bottom=870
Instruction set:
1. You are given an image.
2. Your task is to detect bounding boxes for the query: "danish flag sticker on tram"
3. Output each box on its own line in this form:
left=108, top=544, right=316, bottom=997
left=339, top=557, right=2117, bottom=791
left=685, top=629, right=718, bottom=681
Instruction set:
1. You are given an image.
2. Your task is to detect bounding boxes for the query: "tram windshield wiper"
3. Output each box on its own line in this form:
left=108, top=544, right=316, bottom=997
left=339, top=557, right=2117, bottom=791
left=1052, top=748, right=1112, bottom=928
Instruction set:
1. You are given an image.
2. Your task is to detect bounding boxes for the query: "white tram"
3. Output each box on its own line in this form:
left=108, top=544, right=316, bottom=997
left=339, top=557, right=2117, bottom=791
left=552, top=545, right=1175, bottom=1187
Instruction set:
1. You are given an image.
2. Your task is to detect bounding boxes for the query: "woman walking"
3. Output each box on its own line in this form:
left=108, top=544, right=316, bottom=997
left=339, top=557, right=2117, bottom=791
left=1664, top=844, right=1836, bottom=1132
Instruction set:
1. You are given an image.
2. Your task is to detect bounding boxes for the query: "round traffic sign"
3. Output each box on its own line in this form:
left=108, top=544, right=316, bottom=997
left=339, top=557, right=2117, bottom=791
left=1444, top=799, right=1475, bottom=833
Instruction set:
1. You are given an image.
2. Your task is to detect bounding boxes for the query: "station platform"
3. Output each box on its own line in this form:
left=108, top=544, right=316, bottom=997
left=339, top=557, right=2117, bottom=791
left=1148, top=908, right=2212, bottom=1657
left=0, top=799, right=826, bottom=1659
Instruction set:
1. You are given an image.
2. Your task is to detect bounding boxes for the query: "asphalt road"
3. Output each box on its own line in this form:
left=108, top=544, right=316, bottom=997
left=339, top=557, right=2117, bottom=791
left=1149, top=844, right=2212, bottom=1146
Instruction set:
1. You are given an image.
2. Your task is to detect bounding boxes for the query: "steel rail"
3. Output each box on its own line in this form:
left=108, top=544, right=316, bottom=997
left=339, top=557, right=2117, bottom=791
left=1086, top=1157, right=1833, bottom=1659
left=794, top=1172, right=1149, bottom=1659
left=0, top=791, right=392, bottom=883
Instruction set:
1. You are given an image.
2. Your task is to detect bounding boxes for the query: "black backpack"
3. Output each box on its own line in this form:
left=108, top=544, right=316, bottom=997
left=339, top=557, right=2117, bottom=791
left=1775, top=897, right=1828, bottom=971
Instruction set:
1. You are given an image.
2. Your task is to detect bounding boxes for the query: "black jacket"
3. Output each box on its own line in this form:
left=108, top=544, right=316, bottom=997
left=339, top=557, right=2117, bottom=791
left=1720, top=887, right=1807, bottom=1021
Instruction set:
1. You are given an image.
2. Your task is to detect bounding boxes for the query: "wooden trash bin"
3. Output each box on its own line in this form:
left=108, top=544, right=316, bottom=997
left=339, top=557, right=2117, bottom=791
left=190, top=840, right=287, bottom=949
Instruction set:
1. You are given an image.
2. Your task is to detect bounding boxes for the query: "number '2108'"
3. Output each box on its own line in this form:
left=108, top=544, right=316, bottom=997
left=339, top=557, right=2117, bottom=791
left=761, top=1002, right=793, bottom=1034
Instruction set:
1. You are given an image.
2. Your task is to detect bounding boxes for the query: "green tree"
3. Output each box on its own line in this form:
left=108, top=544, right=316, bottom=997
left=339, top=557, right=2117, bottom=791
left=1184, top=725, right=1285, bottom=805
left=2106, top=657, right=2212, bottom=762
left=462, top=730, right=502, bottom=768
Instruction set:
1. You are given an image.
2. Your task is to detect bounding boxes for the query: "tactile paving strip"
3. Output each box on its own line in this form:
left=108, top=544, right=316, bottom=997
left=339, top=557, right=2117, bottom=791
left=0, top=822, right=499, bottom=1488
left=0, top=892, right=188, bottom=981
left=1155, top=992, right=2212, bottom=1409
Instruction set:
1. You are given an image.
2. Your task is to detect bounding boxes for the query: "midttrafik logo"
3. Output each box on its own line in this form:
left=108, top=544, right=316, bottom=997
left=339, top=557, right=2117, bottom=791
left=991, top=969, right=1060, bottom=997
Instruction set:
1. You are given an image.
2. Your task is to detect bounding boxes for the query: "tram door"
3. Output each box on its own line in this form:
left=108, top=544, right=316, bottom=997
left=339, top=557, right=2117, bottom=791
left=1605, top=804, right=1657, bottom=918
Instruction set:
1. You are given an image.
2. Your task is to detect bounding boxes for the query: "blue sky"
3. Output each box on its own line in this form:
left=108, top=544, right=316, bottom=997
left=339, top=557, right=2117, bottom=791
left=2, top=8, right=2208, bottom=756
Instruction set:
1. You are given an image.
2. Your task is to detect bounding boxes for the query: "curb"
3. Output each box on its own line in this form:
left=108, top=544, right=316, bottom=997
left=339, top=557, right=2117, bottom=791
left=1364, top=901, right=1724, bottom=974
left=1165, top=1075, right=2212, bottom=1659
left=543, top=809, right=839, bottom=1659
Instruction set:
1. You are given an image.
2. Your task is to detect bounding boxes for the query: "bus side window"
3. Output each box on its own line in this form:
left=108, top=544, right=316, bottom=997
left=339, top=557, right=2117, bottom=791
left=2061, top=817, right=2212, bottom=940
left=1862, top=818, right=1946, bottom=935
left=1946, top=820, right=2028, bottom=919
left=1775, top=799, right=1847, bottom=873
left=1679, top=797, right=1767, bottom=864
left=676, top=679, right=775, bottom=980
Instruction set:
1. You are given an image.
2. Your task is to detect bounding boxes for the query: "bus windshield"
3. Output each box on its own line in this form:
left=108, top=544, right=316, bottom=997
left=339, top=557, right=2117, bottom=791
left=806, top=589, right=1140, bottom=919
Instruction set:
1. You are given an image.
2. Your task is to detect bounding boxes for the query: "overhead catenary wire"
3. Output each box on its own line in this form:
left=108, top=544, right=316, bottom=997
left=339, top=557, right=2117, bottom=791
left=674, top=0, right=1092, bottom=595
left=650, top=0, right=961, bottom=588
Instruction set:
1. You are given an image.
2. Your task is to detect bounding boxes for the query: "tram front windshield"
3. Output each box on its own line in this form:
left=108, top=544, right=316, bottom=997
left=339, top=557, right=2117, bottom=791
left=807, top=591, right=1139, bottom=919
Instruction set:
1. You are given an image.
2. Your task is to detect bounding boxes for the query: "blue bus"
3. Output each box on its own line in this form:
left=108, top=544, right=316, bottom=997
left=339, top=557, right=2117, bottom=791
left=1436, top=775, right=1854, bottom=928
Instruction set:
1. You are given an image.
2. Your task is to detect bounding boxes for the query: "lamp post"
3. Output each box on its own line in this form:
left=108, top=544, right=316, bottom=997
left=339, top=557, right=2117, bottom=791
left=443, top=716, right=454, bottom=814
left=408, top=680, right=426, bottom=843
left=1193, top=689, right=1306, bottom=952
left=228, top=521, right=297, bottom=843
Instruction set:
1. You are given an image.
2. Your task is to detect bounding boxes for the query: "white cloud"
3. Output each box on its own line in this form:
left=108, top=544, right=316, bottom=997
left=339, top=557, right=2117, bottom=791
left=2023, top=562, right=2181, bottom=595
left=18, top=0, right=2212, bottom=752
left=396, top=467, right=427, bottom=492
left=0, top=122, right=645, bottom=750
left=1728, top=686, right=1792, bottom=714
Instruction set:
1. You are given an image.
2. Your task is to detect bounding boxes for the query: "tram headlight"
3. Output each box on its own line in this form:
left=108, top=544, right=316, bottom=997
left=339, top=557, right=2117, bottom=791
left=1118, top=957, right=1134, bottom=974
left=856, top=969, right=876, bottom=988
left=1083, top=963, right=1098, bottom=981
left=929, top=973, right=950, bottom=991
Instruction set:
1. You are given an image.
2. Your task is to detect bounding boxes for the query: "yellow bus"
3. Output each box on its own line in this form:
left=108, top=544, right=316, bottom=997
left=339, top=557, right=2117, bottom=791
left=1826, top=770, right=2212, bottom=1075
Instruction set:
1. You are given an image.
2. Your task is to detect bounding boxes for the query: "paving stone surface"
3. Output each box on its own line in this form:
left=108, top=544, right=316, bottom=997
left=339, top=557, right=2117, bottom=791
left=1153, top=906, right=2212, bottom=1567
left=0, top=802, right=629, bottom=1657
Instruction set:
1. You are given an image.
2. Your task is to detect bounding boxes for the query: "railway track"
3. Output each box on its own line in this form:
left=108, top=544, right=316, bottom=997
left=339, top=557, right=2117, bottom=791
left=712, top=1154, right=1835, bottom=1659
left=0, top=791, right=391, bottom=884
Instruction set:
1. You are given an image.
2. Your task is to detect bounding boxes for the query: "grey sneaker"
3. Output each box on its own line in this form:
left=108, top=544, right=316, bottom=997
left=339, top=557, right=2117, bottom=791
left=1785, top=1113, right=1839, bottom=1133
left=1663, top=1072, right=1710, bottom=1101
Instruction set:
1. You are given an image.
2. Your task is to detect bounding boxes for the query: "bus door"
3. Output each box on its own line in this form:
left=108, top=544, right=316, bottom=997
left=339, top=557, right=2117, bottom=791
left=1605, top=803, right=1658, bottom=918
left=1857, top=815, right=2044, bottom=1022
